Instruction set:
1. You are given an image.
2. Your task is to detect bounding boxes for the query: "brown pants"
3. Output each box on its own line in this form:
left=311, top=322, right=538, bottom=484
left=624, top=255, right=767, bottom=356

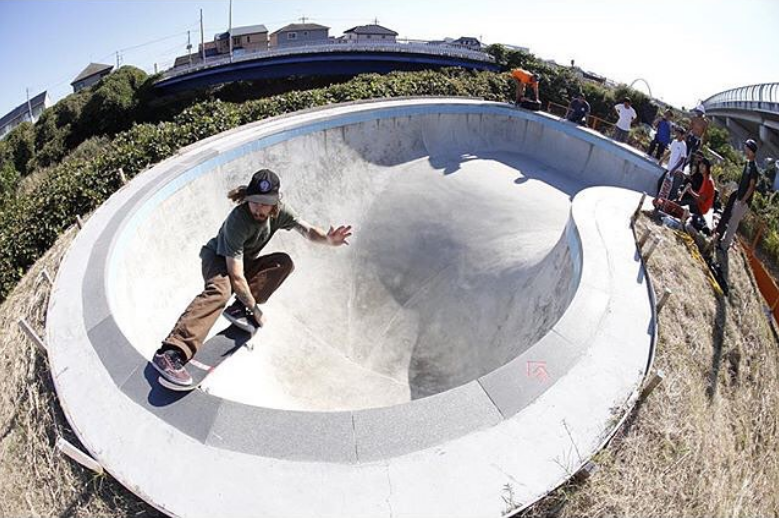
left=162, top=246, right=294, bottom=361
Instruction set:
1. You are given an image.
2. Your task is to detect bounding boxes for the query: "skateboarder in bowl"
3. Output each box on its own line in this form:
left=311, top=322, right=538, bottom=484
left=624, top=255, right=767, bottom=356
left=151, top=169, right=352, bottom=387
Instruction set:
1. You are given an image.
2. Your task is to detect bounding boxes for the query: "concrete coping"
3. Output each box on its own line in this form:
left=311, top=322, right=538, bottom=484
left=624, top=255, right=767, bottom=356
left=46, top=98, right=656, bottom=517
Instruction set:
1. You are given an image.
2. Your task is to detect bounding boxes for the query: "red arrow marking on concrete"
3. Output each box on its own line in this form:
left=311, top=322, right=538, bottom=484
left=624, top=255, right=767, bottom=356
left=526, top=360, right=549, bottom=382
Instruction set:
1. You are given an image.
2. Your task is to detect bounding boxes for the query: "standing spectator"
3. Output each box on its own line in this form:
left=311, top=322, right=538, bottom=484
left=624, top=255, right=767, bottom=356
left=613, top=98, right=637, bottom=143
left=716, top=139, right=760, bottom=251
left=647, top=110, right=673, bottom=160
left=510, top=68, right=540, bottom=105
left=655, top=127, right=688, bottom=199
left=565, top=92, right=590, bottom=125
left=685, top=105, right=710, bottom=165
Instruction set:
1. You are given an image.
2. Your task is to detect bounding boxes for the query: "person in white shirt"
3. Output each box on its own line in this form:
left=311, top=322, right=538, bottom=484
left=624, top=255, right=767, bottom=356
left=655, top=126, right=688, bottom=198
left=613, top=97, right=637, bottom=143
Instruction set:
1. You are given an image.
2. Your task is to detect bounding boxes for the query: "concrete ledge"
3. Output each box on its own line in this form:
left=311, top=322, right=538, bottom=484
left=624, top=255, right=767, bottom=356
left=46, top=98, right=655, bottom=517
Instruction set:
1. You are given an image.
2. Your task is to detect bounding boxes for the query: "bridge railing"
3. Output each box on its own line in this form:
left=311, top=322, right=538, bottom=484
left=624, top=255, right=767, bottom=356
left=703, top=82, right=779, bottom=114
left=161, top=41, right=496, bottom=81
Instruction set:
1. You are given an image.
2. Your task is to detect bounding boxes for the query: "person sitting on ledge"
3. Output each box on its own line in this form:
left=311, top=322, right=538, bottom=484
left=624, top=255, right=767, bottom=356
left=151, top=169, right=353, bottom=387
left=677, top=157, right=716, bottom=233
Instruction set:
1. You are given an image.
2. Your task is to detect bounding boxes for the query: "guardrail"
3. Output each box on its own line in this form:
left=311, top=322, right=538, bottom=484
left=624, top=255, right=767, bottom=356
left=546, top=101, right=616, bottom=134
left=702, top=83, right=779, bottom=114
left=161, top=41, right=496, bottom=81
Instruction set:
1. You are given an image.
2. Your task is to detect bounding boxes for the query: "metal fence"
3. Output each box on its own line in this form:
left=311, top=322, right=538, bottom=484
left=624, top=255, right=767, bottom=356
left=702, top=83, right=779, bottom=114
left=161, top=41, right=496, bottom=81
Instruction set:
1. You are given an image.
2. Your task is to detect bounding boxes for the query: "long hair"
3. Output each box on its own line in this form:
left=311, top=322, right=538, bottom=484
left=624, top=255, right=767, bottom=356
left=227, top=186, right=280, bottom=217
left=227, top=186, right=248, bottom=204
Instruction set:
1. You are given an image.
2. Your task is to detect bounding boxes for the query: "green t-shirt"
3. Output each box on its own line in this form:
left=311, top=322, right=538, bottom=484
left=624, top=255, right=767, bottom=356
left=206, top=203, right=299, bottom=259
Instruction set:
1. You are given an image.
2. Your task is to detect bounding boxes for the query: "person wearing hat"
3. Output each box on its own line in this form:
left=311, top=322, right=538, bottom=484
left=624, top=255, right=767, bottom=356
left=152, top=169, right=352, bottom=387
left=715, top=139, right=760, bottom=251
left=564, top=91, right=590, bottom=125
left=510, top=68, right=540, bottom=105
left=613, top=98, right=637, bottom=143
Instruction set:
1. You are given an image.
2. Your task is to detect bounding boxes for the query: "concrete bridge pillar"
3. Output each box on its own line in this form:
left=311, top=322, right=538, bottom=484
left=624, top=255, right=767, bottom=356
left=760, top=124, right=772, bottom=143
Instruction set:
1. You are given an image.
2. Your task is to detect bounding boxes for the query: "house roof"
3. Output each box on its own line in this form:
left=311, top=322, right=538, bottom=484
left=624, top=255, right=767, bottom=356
left=217, top=24, right=268, bottom=40
left=343, top=24, right=398, bottom=36
left=453, top=36, right=481, bottom=44
left=71, top=63, right=113, bottom=85
left=271, top=23, right=329, bottom=35
left=0, top=91, right=49, bottom=130
left=232, top=24, right=268, bottom=36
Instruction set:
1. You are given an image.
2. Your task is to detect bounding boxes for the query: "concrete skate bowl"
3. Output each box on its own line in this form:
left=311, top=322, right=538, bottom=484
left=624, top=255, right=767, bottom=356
left=47, top=98, right=660, bottom=517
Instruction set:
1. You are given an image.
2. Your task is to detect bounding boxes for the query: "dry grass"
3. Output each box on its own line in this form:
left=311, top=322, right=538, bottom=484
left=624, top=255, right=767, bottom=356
left=1, top=212, right=777, bottom=517
left=522, top=213, right=779, bottom=518
left=0, top=225, right=160, bottom=517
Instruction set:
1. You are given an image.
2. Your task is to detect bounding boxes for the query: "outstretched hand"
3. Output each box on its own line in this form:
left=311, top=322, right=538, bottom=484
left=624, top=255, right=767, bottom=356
left=327, top=225, right=352, bottom=246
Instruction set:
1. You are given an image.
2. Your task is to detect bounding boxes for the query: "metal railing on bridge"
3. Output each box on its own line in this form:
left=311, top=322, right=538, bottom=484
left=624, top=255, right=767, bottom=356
left=160, top=41, right=496, bottom=82
left=702, top=83, right=779, bottom=115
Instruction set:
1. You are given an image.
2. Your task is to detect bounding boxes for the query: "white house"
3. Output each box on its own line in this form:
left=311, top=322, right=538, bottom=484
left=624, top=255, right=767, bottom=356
left=269, top=23, right=330, bottom=48
left=342, top=24, right=398, bottom=43
left=0, top=91, right=50, bottom=139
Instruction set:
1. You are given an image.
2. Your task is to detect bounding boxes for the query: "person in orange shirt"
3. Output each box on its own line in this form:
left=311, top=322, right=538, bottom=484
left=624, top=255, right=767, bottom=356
left=510, top=68, right=540, bottom=105
left=679, top=157, right=715, bottom=217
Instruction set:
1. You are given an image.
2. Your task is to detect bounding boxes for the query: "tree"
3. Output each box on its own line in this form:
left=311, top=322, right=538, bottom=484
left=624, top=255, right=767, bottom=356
left=79, top=65, right=149, bottom=138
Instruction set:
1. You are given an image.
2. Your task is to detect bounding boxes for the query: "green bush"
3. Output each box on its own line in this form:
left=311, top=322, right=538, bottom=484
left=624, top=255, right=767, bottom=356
left=0, top=160, right=19, bottom=205
left=4, top=122, right=36, bottom=176
left=77, top=66, right=148, bottom=139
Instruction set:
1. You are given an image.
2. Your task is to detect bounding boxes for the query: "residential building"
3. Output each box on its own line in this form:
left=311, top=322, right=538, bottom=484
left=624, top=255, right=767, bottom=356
left=173, top=54, right=202, bottom=68
left=342, top=24, right=398, bottom=43
left=451, top=36, right=482, bottom=50
left=198, top=40, right=219, bottom=58
left=0, top=91, right=50, bottom=139
left=215, top=24, right=269, bottom=55
left=71, top=63, right=113, bottom=92
left=269, top=23, right=329, bottom=48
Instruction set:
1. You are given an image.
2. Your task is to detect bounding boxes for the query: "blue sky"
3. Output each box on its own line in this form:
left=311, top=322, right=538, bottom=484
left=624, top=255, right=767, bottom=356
left=1, top=0, right=777, bottom=116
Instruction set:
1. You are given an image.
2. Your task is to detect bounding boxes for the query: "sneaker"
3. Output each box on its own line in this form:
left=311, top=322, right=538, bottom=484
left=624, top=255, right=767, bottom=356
left=152, top=349, right=192, bottom=386
left=223, top=302, right=261, bottom=333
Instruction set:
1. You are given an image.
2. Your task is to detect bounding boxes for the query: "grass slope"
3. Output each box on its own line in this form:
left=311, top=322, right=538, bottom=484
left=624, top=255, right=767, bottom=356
left=522, top=214, right=779, bottom=518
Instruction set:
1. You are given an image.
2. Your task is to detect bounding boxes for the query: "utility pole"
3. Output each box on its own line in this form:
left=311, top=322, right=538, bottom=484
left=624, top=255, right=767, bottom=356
left=115, top=51, right=122, bottom=68
left=200, top=8, right=206, bottom=62
left=25, top=88, right=33, bottom=122
left=187, top=30, right=193, bottom=65
left=228, top=0, right=233, bottom=61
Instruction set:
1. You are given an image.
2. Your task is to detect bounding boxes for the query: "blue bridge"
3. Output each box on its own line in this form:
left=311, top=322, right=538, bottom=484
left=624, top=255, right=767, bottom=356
left=703, top=83, right=779, bottom=161
left=154, top=42, right=500, bottom=94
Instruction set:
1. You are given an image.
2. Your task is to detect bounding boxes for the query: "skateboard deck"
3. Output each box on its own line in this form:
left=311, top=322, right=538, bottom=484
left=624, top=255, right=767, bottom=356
left=519, top=99, right=541, bottom=111
left=653, top=171, right=685, bottom=217
left=158, top=325, right=255, bottom=392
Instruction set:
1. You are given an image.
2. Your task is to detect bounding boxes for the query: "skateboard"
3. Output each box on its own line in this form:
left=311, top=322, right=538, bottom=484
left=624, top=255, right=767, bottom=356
left=653, top=170, right=685, bottom=217
left=158, top=325, right=256, bottom=392
left=519, top=99, right=541, bottom=111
